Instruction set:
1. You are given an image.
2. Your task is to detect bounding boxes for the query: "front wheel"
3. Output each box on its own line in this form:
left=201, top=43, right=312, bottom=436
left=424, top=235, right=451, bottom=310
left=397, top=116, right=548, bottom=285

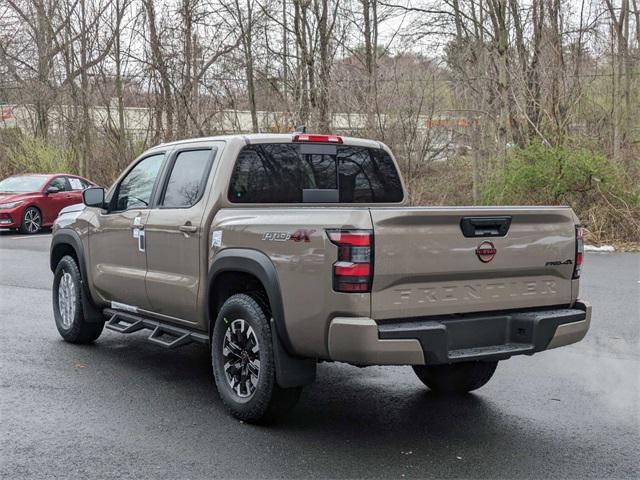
left=20, top=206, right=42, bottom=234
left=211, top=293, right=301, bottom=423
left=53, top=255, right=104, bottom=343
left=413, top=361, right=498, bottom=394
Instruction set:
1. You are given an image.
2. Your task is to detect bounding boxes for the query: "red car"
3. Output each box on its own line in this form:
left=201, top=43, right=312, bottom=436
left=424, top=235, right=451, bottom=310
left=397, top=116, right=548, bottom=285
left=0, top=173, right=95, bottom=234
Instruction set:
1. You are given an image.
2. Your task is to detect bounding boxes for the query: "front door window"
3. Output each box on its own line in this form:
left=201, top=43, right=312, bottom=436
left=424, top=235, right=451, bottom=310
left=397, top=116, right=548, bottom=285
left=112, top=154, right=164, bottom=211
left=48, top=177, right=69, bottom=192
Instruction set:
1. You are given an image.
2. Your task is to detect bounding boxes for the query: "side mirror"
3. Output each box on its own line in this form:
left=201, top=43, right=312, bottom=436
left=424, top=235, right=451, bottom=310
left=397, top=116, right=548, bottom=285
left=46, top=186, right=60, bottom=194
left=82, top=187, right=105, bottom=208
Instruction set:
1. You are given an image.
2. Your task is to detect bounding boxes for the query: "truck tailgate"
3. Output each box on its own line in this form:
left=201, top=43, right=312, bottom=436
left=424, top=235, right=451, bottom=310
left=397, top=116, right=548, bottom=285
left=370, top=207, right=577, bottom=320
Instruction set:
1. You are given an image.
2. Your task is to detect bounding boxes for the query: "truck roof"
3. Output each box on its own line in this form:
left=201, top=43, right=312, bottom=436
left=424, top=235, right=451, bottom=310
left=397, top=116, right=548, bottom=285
left=151, top=133, right=385, bottom=150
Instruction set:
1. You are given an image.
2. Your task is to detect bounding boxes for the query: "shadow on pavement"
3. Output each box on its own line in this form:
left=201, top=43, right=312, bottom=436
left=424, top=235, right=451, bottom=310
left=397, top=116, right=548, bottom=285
left=59, top=335, right=527, bottom=440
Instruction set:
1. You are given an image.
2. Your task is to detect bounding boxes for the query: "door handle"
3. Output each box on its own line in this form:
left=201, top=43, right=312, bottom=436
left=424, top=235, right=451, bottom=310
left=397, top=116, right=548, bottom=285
left=460, top=216, right=512, bottom=237
left=131, top=216, right=144, bottom=229
left=179, top=224, right=198, bottom=233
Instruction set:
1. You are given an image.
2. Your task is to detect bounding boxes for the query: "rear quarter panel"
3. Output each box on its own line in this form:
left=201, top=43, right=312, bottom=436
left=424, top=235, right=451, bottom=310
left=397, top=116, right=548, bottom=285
left=210, top=208, right=373, bottom=358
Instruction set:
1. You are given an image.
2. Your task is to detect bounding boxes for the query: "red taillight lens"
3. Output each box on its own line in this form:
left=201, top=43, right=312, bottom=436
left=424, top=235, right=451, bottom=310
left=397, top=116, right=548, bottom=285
left=327, top=231, right=370, bottom=246
left=327, top=229, right=373, bottom=293
left=573, top=226, right=584, bottom=279
left=293, top=134, right=343, bottom=144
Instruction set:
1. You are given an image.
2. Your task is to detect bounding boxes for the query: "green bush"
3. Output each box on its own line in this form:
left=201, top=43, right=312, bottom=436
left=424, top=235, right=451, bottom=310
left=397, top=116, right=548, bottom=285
left=6, top=135, right=76, bottom=175
left=481, top=144, right=640, bottom=243
left=482, top=144, right=627, bottom=204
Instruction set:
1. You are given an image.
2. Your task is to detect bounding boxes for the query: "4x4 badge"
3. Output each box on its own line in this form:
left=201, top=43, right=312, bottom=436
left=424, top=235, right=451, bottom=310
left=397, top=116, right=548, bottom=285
left=262, top=229, right=316, bottom=242
left=475, top=241, right=497, bottom=263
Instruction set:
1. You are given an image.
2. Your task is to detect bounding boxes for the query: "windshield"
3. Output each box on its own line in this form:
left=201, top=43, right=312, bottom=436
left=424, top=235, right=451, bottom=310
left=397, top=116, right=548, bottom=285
left=0, top=175, right=48, bottom=193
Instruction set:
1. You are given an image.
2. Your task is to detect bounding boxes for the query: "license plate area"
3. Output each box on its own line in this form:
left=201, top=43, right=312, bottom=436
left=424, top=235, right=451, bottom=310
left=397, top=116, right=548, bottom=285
left=443, top=315, right=512, bottom=350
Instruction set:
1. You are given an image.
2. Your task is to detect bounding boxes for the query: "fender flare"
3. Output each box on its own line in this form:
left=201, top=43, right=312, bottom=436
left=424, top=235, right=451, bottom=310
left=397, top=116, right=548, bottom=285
left=50, top=229, right=104, bottom=322
left=208, top=248, right=316, bottom=388
left=208, top=248, right=292, bottom=350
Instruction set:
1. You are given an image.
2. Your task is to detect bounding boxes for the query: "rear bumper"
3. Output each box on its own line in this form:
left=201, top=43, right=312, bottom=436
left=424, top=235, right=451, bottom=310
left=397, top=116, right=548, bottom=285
left=327, top=300, right=591, bottom=366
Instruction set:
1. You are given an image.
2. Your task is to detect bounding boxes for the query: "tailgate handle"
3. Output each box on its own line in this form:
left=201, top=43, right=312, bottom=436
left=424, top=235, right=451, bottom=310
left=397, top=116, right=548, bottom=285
left=460, top=216, right=512, bottom=237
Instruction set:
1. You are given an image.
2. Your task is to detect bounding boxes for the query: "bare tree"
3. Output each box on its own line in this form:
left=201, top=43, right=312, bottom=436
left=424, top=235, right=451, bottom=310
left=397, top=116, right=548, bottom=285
left=222, top=0, right=261, bottom=131
left=0, top=0, right=637, bottom=210
left=605, top=0, right=632, bottom=162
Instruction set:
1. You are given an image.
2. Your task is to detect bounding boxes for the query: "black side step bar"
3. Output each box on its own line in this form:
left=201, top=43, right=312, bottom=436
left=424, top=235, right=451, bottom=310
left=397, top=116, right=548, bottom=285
left=104, top=308, right=208, bottom=349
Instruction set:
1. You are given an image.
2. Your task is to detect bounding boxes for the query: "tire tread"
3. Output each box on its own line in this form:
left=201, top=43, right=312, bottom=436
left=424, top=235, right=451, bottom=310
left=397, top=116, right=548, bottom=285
left=53, top=255, right=104, bottom=343
left=212, top=293, right=301, bottom=423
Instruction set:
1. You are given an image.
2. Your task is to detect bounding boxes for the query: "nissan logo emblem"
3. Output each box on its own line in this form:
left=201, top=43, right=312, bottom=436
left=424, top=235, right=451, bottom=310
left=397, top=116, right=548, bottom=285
left=475, top=241, right=497, bottom=263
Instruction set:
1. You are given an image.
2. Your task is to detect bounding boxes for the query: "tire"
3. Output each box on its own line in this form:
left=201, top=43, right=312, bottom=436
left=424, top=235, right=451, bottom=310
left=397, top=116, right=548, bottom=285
left=53, top=255, right=104, bottom=343
left=211, top=293, right=302, bottom=423
left=413, top=361, right=498, bottom=394
left=20, top=206, right=42, bottom=234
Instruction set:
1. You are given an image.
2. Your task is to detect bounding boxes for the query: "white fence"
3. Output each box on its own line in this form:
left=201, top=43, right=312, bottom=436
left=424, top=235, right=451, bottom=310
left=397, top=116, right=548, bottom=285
left=0, top=104, right=476, bottom=141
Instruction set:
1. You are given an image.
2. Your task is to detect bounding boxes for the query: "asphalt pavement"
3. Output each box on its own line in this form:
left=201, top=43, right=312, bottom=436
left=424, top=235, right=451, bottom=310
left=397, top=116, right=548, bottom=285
left=0, top=230, right=638, bottom=479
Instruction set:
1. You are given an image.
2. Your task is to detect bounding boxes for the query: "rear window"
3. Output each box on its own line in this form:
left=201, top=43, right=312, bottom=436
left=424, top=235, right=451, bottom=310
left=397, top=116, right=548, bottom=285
left=228, top=143, right=403, bottom=203
left=161, top=149, right=213, bottom=208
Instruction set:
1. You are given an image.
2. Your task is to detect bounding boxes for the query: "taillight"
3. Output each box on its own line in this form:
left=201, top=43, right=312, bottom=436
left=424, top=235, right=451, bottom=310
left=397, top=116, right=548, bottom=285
left=293, top=134, right=343, bottom=144
left=327, top=229, right=373, bottom=293
left=573, top=226, right=584, bottom=279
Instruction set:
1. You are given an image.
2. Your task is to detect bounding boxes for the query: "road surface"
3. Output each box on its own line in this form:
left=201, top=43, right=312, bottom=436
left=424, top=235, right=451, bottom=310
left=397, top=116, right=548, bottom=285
left=0, top=230, right=638, bottom=479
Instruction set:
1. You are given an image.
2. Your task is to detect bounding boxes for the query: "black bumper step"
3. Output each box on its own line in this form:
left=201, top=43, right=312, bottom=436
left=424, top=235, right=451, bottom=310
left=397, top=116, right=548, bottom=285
left=104, top=309, right=208, bottom=349
left=378, top=305, right=587, bottom=364
left=448, top=343, right=532, bottom=361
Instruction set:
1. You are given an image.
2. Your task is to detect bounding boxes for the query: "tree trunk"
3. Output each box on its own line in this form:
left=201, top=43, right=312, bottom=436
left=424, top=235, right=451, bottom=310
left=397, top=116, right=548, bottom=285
left=316, top=0, right=331, bottom=131
left=79, top=0, right=92, bottom=177
left=293, top=1, right=310, bottom=126
left=176, top=0, right=193, bottom=139
left=113, top=13, right=127, bottom=161
left=472, top=122, right=481, bottom=204
left=144, top=0, right=174, bottom=141
left=244, top=0, right=259, bottom=132
left=622, top=0, right=631, bottom=162
left=606, top=0, right=629, bottom=162
left=34, top=0, right=51, bottom=139
left=282, top=0, right=289, bottom=123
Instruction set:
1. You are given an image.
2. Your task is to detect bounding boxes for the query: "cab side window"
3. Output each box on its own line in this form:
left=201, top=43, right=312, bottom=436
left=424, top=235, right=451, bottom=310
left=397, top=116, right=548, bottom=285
left=113, top=154, right=164, bottom=211
left=161, top=149, right=214, bottom=208
left=48, top=177, right=69, bottom=192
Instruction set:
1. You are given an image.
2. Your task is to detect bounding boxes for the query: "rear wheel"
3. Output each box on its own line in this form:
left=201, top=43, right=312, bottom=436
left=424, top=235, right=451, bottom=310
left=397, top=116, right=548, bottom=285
left=211, top=293, right=301, bottom=423
left=413, top=361, right=498, bottom=394
left=53, top=255, right=104, bottom=343
left=20, top=206, right=42, bottom=234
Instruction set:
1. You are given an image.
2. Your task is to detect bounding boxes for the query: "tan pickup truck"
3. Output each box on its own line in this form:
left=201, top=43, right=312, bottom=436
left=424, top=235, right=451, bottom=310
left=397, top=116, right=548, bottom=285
left=50, top=133, right=591, bottom=423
